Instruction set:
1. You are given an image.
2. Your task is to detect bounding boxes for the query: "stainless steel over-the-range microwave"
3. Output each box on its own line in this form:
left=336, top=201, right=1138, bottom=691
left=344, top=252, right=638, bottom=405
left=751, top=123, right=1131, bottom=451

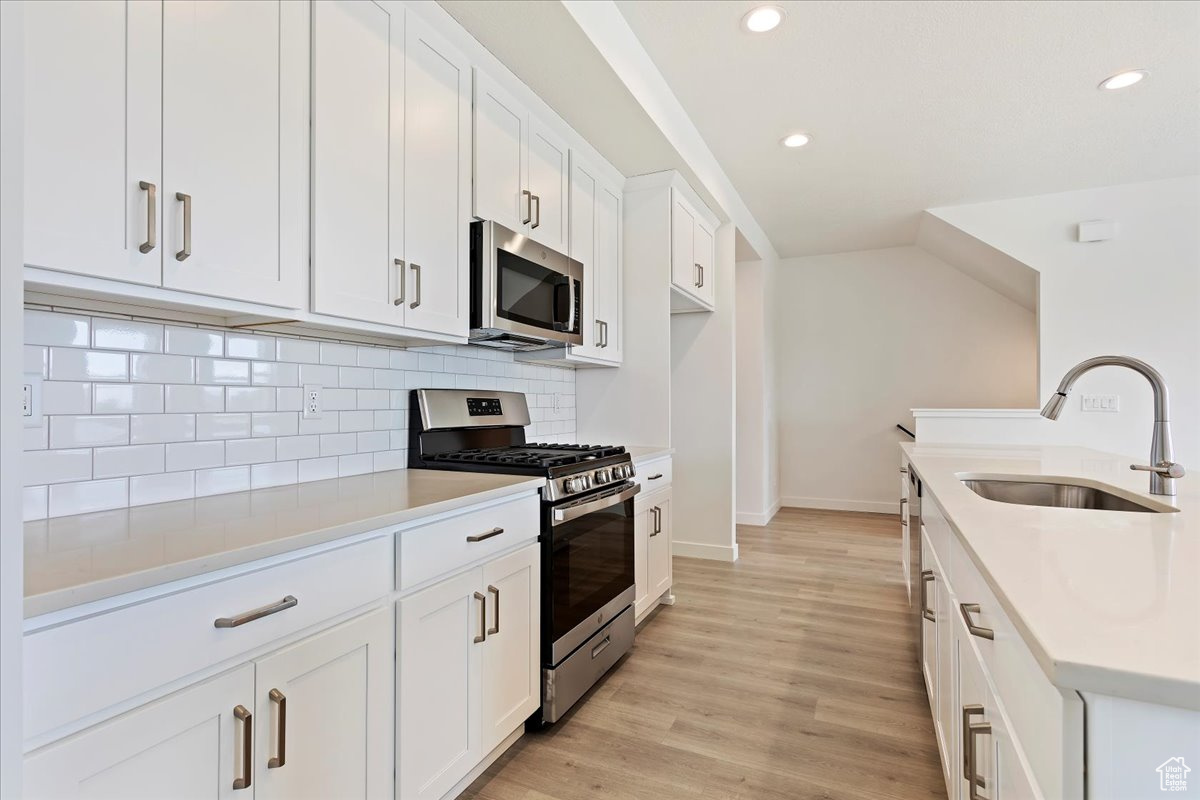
left=469, top=220, right=584, bottom=351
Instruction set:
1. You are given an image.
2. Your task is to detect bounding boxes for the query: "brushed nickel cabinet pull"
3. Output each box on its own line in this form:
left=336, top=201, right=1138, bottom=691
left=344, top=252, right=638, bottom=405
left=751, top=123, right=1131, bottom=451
left=648, top=473, right=663, bottom=481
left=960, top=603, right=995, bottom=640
left=522, top=189, right=532, bottom=225
left=698, top=264, right=705, bottom=288
left=487, top=585, right=500, bottom=635
left=409, top=262, right=422, bottom=309
left=531, top=194, right=540, bottom=229
left=474, top=591, right=486, bottom=644
left=650, top=506, right=661, bottom=536
left=466, top=527, right=504, bottom=543
left=214, top=595, right=298, bottom=628
left=900, top=466, right=909, bottom=474
left=138, top=181, right=156, bottom=253
left=962, top=704, right=985, bottom=775
left=601, top=320, right=608, bottom=348
left=694, top=262, right=701, bottom=287
left=268, top=689, right=286, bottom=769
left=920, top=570, right=935, bottom=621
left=967, top=719, right=992, bottom=799
left=233, top=704, right=252, bottom=790
left=595, top=319, right=603, bottom=348
left=393, top=258, right=405, bottom=306
left=175, top=192, right=191, bottom=261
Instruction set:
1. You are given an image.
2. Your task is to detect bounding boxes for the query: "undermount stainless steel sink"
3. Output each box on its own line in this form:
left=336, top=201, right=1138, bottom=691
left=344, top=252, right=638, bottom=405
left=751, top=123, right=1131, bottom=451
left=961, top=478, right=1174, bottom=513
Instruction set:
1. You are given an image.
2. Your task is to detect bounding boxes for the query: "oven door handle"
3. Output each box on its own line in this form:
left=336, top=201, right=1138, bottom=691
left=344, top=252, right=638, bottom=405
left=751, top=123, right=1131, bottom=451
left=552, top=483, right=640, bottom=527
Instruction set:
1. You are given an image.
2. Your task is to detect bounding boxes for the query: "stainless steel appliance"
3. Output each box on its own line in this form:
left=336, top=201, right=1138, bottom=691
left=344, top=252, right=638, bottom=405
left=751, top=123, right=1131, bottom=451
left=408, top=389, right=637, bottom=724
left=469, top=220, right=583, bottom=351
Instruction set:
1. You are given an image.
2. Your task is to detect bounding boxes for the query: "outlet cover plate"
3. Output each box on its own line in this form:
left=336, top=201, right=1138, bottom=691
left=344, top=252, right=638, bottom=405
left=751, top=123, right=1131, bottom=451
left=302, top=384, right=322, bottom=419
left=23, top=372, right=43, bottom=427
left=1081, top=394, right=1120, bottom=412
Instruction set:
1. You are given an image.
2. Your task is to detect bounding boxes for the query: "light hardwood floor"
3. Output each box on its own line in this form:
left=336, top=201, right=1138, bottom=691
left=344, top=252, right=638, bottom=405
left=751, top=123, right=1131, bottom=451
left=462, top=508, right=947, bottom=800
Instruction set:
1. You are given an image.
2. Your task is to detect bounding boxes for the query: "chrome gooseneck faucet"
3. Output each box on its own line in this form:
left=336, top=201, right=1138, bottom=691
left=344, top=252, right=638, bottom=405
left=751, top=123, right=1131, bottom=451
left=1040, top=356, right=1185, bottom=496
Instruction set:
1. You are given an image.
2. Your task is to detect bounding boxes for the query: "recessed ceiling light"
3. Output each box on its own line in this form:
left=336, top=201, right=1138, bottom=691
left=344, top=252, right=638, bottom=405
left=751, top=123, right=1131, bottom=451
left=742, top=5, right=785, bottom=33
left=1098, top=69, right=1149, bottom=90
left=781, top=133, right=811, bottom=148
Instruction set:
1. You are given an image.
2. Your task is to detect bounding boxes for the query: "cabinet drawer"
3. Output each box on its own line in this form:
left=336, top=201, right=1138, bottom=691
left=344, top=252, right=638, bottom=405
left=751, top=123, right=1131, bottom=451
left=25, top=534, right=392, bottom=743
left=397, top=494, right=540, bottom=591
left=949, top=533, right=1071, bottom=798
left=635, top=457, right=672, bottom=492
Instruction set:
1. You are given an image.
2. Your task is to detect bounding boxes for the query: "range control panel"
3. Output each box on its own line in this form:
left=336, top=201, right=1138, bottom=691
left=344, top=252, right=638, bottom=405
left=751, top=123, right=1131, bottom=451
left=466, top=397, right=503, bottom=417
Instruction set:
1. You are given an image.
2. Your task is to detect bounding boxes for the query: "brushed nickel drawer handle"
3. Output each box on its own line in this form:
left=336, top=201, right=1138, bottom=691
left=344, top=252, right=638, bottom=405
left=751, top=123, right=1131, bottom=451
left=474, top=591, right=486, bottom=644
left=962, top=704, right=985, bottom=775
left=268, top=688, right=286, bottom=769
left=920, top=570, right=935, bottom=621
left=466, top=527, right=504, bottom=543
left=233, top=704, right=252, bottom=790
left=591, top=634, right=611, bottom=659
left=409, top=262, right=422, bottom=309
left=648, top=473, right=663, bottom=481
left=960, top=603, right=995, bottom=640
left=900, top=466, right=909, bottom=474
left=967, top=719, right=993, bottom=799
left=175, top=191, right=191, bottom=261
left=393, top=258, right=405, bottom=306
left=487, top=584, right=500, bottom=635
left=214, top=595, right=298, bottom=628
left=522, top=189, right=532, bottom=225
left=138, top=181, right=156, bottom=253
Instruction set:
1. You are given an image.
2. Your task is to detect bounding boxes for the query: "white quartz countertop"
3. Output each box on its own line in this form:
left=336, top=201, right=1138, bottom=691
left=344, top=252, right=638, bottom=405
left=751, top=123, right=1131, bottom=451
left=627, top=445, right=673, bottom=464
left=902, top=442, right=1200, bottom=709
left=24, top=469, right=543, bottom=618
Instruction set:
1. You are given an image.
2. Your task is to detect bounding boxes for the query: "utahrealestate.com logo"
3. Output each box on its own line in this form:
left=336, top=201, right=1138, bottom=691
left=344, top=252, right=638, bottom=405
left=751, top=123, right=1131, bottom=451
left=1158, top=757, right=1191, bottom=792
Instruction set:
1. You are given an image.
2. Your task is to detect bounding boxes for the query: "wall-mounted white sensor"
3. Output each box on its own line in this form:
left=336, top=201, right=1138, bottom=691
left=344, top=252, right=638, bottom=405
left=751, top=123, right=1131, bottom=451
left=1077, top=220, right=1117, bottom=242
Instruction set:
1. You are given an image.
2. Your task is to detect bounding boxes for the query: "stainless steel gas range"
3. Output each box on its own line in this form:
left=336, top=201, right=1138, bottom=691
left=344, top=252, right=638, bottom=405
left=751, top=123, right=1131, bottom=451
left=408, top=389, right=637, bottom=724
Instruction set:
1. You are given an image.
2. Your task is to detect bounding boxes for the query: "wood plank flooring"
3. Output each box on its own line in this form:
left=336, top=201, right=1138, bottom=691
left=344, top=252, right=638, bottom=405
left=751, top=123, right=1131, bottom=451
left=462, top=508, right=946, bottom=800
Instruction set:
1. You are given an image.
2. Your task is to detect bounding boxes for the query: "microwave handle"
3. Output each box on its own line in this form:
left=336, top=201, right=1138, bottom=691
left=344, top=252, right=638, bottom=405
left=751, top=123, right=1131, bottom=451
left=551, top=275, right=574, bottom=333
left=567, top=277, right=577, bottom=334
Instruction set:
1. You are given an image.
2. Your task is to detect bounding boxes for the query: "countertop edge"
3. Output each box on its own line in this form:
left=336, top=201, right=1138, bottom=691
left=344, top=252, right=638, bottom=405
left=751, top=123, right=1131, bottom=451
left=24, top=476, right=544, bottom=620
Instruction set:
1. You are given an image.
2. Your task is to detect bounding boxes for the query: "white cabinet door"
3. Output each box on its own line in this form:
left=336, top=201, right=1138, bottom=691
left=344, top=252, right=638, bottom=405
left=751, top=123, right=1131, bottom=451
left=311, top=0, right=403, bottom=326
left=670, top=191, right=698, bottom=297
left=527, top=118, right=569, bottom=252
left=647, top=495, right=672, bottom=600
left=161, top=0, right=306, bottom=308
left=23, top=0, right=162, bottom=286
left=480, top=544, right=540, bottom=752
left=593, top=178, right=624, bottom=363
left=24, top=664, right=253, bottom=800
left=397, top=569, right=482, bottom=800
left=920, top=533, right=938, bottom=706
left=958, top=632, right=993, bottom=800
left=693, top=218, right=716, bottom=307
left=402, top=11, right=470, bottom=337
left=473, top=70, right=528, bottom=233
left=936, top=562, right=956, bottom=775
left=633, top=504, right=651, bottom=617
left=568, top=155, right=600, bottom=356
left=253, top=608, right=393, bottom=800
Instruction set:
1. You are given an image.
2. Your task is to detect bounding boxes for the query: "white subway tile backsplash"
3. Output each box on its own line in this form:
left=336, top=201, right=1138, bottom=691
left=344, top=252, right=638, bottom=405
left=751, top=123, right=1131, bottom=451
left=166, top=441, right=225, bottom=472
left=49, top=478, right=128, bottom=516
left=24, top=309, right=574, bottom=517
left=94, top=444, right=165, bottom=479
left=130, top=472, right=194, bottom=506
left=165, top=326, right=224, bottom=357
left=95, top=383, right=164, bottom=414
left=131, top=414, right=196, bottom=444
left=50, top=415, right=129, bottom=448
left=131, top=353, right=194, bottom=383
left=50, top=348, right=128, bottom=382
left=93, top=319, right=163, bottom=352
left=42, top=382, right=92, bottom=415
left=25, top=449, right=93, bottom=486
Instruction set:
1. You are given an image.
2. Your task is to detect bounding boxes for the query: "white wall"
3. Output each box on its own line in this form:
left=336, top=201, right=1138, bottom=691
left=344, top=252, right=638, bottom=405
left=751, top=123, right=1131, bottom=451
left=0, top=0, right=24, bottom=788
left=735, top=257, right=780, bottom=524
left=670, top=223, right=738, bottom=560
left=776, top=245, right=1037, bottom=512
left=930, top=177, right=1200, bottom=465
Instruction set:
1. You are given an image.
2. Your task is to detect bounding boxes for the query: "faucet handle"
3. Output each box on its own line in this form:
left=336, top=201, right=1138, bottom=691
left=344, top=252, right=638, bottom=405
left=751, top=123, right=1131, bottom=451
left=1131, top=462, right=1186, bottom=479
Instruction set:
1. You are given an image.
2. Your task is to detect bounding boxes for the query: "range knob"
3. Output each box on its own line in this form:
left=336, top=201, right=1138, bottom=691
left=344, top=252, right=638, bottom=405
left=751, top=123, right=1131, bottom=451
left=595, top=468, right=611, bottom=485
left=564, top=477, right=581, bottom=494
left=612, top=464, right=628, bottom=480
left=579, top=475, right=592, bottom=491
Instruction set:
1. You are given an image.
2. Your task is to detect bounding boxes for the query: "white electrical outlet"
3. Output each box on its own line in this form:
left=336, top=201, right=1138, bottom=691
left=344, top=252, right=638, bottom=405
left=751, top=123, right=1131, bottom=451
left=303, top=384, right=323, bottom=419
left=23, top=372, right=43, bottom=427
left=1081, top=394, right=1120, bottom=412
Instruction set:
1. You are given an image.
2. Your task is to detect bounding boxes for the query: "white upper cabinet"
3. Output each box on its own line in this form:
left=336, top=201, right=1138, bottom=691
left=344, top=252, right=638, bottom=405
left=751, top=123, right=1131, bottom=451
left=669, top=187, right=716, bottom=312
left=473, top=71, right=569, bottom=251
left=312, top=2, right=468, bottom=337
left=23, top=0, right=163, bottom=287
left=23, top=0, right=306, bottom=310
left=594, top=179, right=624, bottom=361
left=311, top=0, right=401, bottom=326
left=692, top=218, right=716, bottom=307
left=402, top=11, right=471, bottom=337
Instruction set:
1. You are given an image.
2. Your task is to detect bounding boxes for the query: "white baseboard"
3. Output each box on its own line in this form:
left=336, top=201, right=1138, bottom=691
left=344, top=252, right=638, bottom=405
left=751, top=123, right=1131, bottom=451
left=735, top=498, right=781, bottom=526
left=673, top=540, right=739, bottom=562
left=780, top=496, right=897, bottom=515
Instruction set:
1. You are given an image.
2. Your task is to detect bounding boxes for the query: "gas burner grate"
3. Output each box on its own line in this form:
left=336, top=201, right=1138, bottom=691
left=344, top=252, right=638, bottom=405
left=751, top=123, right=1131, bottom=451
left=429, top=443, right=626, bottom=470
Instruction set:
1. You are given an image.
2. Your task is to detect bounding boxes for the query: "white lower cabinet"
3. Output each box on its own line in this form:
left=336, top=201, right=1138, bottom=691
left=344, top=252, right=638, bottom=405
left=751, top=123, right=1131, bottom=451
left=24, top=607, right=392, bottom=800
left=25, top=664, right=254, bottom=800
left=634, top=479, right=673, bottom=623
left=397, top=542, right=540, bottom=800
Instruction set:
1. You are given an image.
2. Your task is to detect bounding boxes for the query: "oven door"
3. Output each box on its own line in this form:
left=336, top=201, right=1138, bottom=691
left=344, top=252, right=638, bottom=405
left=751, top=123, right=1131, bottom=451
left=544, top=483, right=638, bottom=665
left=471, top=220, right=584, bottom=346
